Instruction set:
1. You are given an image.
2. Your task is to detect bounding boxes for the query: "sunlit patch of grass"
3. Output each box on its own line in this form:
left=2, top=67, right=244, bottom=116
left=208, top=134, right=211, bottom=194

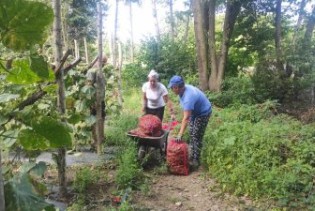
left=122, top=88, right=143, bottom=116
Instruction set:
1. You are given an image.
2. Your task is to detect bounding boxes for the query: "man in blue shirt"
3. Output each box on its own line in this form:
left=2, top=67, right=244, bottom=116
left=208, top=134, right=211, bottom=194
left=168, top=75, right=212, bottom=170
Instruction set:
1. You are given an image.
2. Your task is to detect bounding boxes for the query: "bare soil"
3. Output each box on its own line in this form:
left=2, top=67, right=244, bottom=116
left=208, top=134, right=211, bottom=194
left=44, top=160, right=259, bottom=211
left=132, top=168, right=256, bottom=211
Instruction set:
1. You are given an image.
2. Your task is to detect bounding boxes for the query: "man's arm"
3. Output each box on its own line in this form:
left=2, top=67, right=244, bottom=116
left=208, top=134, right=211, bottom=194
left=178, top=110, right=191, bottom=139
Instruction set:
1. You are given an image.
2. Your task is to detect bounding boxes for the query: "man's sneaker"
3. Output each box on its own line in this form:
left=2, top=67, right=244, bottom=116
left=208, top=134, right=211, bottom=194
left=189, top=159, right=200, bottom=171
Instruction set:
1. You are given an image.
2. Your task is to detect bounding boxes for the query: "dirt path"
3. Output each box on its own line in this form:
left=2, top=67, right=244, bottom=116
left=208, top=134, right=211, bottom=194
left=133, top=167, right=255, bottom=211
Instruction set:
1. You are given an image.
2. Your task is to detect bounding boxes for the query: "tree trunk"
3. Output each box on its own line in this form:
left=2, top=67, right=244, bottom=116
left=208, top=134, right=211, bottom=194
left=52, top=0, right=67, bottom=196
left=209, top=0, right=241, bottom=92
left=112, top=0, right=119, bottom=68
left=61, top=3, right=69, bottom=51
left=152, top=0, right=161, bottom=41
left=0, top=151, right=5, bottom=211
left=183, top=9, right=190, bottom=44
left=117, top=41, right=123, bottom=106
left=208, top=0, right=218, bottom=91
left=304, top=5, right=315, bottom=43
left=169, top=0, right=175, bottom=41
left=304, top=5, right=315, bottom=105
left=84, top=37, right=89, bottom=63
left=95, top=2, right=105, bottom=155
left=292, top=0, right=306, bottom=47
left=192, top=0, right=209, bottom=91
left=275, top=0, right=283, bottom=70
left=129, top=1, right=134, bottom=62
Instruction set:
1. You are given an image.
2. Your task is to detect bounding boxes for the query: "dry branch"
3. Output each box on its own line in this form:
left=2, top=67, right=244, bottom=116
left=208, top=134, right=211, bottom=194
left=54, top=49, right=71, bottom=76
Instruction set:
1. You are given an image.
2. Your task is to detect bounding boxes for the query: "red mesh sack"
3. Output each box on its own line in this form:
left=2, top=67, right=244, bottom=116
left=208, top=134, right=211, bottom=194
left=138, top=114, right=162, bottom=137
left=167, top=139, right=189, bottom=175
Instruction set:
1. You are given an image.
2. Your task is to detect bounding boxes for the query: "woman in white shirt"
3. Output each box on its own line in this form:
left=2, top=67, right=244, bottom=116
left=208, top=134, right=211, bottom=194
left=142, top=70, right=175, bottom=121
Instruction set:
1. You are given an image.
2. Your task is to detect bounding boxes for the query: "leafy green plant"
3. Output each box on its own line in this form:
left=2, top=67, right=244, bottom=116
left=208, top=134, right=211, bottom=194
left=73, top=166, right=102, bottom=194
left=203, top=103, right=315, bottom=209
left=0, top=0, right=53, bottom=51
left=66, top=199, right=85, bottom=211
left=207, top=76, right=256, bottom=107
left=115, top=141, right=142, bottom=190
left=4, top=162, right=54, bottom=211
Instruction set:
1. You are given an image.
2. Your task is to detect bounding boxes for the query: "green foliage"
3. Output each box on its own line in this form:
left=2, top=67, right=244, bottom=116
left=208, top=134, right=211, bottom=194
left=4, top=162, right=54, bottom=211
left=251, top=61, right=294, bottom=103
left=29, top=54, right=50, bottom=79
left=137, top=35, right=196, bottom=79
left=5, top=59, right=51, bottom=84
left=122, top=63, right=147, bottom=87
left=0, top=0, right=53, bottom=51
left=66, top=0, right=102, bottom=40
left=66, top=199, right=85, bottom=211
left=105, top=88, right=139, bottom=146
left=208, top=76, right=256, bottom=107
left=204, top=103, right=315, bottom=209
left=18, top=116, right=72, bottom=149
left=63, top=64, right=122, bottom=148
left=116, top=141, right=142, bottom=190
left=73, top=166, right=102, bottom=194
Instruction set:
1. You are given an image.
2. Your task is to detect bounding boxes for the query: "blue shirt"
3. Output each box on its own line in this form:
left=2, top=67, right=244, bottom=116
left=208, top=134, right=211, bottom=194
left=179, top=85, right=212, bottom=120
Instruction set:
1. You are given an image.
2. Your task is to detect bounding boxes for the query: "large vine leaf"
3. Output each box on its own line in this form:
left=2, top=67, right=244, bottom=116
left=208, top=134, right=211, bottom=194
left=18, top=129, right=50, bottom=150
left=30, top=54, right=49, bottom=79
left=29, top=161, right=47, bottom=177
left=6, top=59, right=41, bottom=84
left=0, top=0, right=53, bottom=51
left=4, top=163, right=54, bottom=211
left=31, top=116, right=72, bottom=148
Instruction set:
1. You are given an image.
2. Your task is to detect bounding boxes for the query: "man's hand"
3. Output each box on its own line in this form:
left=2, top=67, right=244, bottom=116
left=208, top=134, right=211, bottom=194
left=175, top=135, right=182, bottom=142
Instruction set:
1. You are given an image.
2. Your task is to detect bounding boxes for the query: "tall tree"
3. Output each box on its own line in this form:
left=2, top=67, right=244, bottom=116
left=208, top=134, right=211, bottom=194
left=125, top=0, right=141, bottom=62
left=208, top=0, right=242, bottom=92
left=128, top=0, right=135, bottom=61
left=95, top=2, right=106, bottom=154
left=0, top=151, right=4, bottom=211
left=52, top=0, right=67, bottom=196
left=192, top=0, right=242, bottom=91
left=183, top=0, right=192, bottom=44
left=303, top=4, right=315, bottom=43
left=66, top=0, right=98, bottom=62
left=275, top=0, right=283, bottom=70
left=169, top=0, right=175, bottom=40
left=192, top=0, right=208, bottom=90
left=152, top=0, right=161, bottom=41
left=112, top=0, right=119, bottom=67
left=292, top=0, right=307, bottom=46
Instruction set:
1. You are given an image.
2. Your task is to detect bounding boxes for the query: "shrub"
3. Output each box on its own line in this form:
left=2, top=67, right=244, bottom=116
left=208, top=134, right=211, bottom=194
left=251, top=61, right=293, bottom=103
left=208, top=76, right=256, bottom=108
left=203, top=103, right=315, bottom=209
left=73, top=166, right=102, bottom=194
left=115, top=141, right=142, bottom=189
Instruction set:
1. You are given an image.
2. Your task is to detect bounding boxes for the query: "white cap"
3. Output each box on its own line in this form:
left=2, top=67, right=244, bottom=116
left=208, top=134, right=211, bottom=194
left=148, top=69, right=159, bottom=79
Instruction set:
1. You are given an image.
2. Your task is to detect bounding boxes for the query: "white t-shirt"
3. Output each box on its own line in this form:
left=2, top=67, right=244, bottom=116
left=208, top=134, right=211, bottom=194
left=142, top=82, right=168, bottom=109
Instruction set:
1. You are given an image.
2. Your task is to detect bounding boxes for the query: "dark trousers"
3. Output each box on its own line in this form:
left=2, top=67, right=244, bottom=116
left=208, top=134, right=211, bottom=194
left=189, top=114, right=211, bottom=162
left=145, top=106, right=165, bottom=121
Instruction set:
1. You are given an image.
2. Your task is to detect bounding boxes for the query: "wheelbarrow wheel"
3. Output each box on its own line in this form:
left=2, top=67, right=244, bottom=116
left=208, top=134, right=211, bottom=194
left=138, top=145, right=146, bottom=160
